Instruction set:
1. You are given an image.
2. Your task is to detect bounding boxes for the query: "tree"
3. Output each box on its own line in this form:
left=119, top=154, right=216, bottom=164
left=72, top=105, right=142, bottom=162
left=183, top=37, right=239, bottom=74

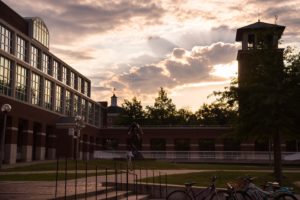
left=214, top=47, right=300, bottom=183
left=175, top=108, right=198, bottom=125
left=195, top=102, right=237, bottom=126
left=146, top=87, right=176, bottom=125
left=119, top=97, right=145, bottom=125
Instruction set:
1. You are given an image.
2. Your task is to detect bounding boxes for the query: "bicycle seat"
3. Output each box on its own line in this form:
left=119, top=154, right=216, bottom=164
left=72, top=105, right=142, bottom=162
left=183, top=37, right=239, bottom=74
left=184, top=182, right=197, bottom=187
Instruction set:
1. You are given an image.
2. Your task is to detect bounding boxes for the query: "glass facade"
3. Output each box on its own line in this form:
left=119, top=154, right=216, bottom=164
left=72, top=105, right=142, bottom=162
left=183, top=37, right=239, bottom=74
left=95, top=105, right=100, bottom=127
left=83, top=80, right=88, bottom=96
left=53, top=60, right=59, bottom=80
left=15, top=65, right=28, bottom=101
left=0, top=18, right=99, bottom=127
left=70, top=71, right=75, bottom=88
left=33, top=18, right=49, bottom=48
left=61, top=66, right=67, bottom=84
left=77, top=76, right=82, bottom=92
left=0, top=25, right=12, bottom=53
left=44, top=79, right=52, bottom=110
left=73, top=94, right=79, bottom=115
left=30, top=46, right=39, bottom=68
left=16, top=36, right=26, bottom=61
left=0, top=56, right=12, bottom=96
left=81, top=98, right=87, bottom=121
left=31, top=73, right=41, bottom=105
left=41, top=53, right=50, bottom=74
left=65, top=90, right=71, bottom=116
left=55, top=85, right=63, bottom=113
left=88, top=102, right=94, bottom=124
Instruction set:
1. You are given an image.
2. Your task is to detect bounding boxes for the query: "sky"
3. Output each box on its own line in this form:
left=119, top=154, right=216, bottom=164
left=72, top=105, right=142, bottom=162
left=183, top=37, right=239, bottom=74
left=3, top=0, right=300, bottom=111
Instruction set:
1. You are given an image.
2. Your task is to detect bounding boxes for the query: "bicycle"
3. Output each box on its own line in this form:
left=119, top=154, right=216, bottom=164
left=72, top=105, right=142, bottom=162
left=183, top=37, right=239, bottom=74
left=166, top=176, right=229, bottom=200
left=236, top=176, right=298, bottom=200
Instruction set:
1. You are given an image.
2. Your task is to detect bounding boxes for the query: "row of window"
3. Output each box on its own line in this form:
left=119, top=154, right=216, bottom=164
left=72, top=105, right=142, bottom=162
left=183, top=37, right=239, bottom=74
left=0, top=23, right=90, bottom=96
left=0, top=55, right=100, bottom=127
left=102, top=138, right=300, bottom=152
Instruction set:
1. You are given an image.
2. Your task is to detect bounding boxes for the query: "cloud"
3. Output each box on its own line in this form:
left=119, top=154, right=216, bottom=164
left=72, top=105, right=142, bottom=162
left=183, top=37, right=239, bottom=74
left=3, top=0, right=166, bottom=43
left=147, top=36, right=177, bottom=56
left=104, top=42, right=239, bottom=96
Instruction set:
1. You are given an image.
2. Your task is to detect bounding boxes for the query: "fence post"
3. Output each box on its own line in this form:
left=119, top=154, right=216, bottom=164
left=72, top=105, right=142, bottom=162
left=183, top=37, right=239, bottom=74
left=75, top=159, right=77, bottom=199
left=152, top=170, right=155, bottom=197
left=115, top=167, right=118, bottom=199
left=146, top=168, right=148, bottom=193
left=159, top=171, right=162, bottom=198
left=95, top=166, right=98, bottom=200
left=55, top=157, right=59, bottom=198
left=126, top=166, right=128, bottom=200
left=85, top=160, right=87, bottom=200
left=139, top=168, right=142, bottom=194
left=165, top=173, right=168, bottom=198
left=64, top=158, right=67, bottom=200
left=135, top=174, right=138, bottom=200
left=105, top=168, right=108, bottom=200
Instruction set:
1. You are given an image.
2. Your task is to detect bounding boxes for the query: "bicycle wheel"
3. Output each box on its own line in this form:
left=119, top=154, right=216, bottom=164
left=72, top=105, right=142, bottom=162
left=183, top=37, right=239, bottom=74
left=166, top=190, right=192, bottom=200
left=209, top=190, right=230, bottom=200
left=275, top=193, right=297, bottom=200
left=234, top=191, right=253, bottom=200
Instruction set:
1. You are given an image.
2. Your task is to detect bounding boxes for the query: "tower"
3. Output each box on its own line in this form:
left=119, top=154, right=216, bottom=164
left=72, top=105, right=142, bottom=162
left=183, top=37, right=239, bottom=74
left=111, top=93, right=118, bottom=107
left=236, top=21, right=285, bottom=85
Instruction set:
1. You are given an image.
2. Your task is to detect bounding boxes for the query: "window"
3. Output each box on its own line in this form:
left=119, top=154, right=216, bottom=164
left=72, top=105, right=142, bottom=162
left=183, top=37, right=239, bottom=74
left=77, top=76, right=82, bottom=92
left=0, top=25, right=12, bottom=53
left=95, top=105, right=100, bottom=127
left=65, top=90, right=71, bottom=116
left=0, top=56, right=12, bottom=96
left=32, top=18, right=49, bottom=48
left=30, top=46, right=39, bottom=68
left=31, top=73, right=41, bottom=106
left=44, top=79, right=53, bottom=110
left=41, top=53, right=50, bottom=74
left=61, top=66, right=67, bottom=84
left=150, top=139, right=166, bottom=151
left=15, top=65, right=28, bottom=101
left=16, top=36, right=27, bottom=61
left=175, top=139, right=190, bottom=151
left=81, top=98, right=87, bottom=121
left=199, top=139, right=215, bottom=151
left=70, top=72, right=75, bottom=88
left=88, top=102, right=94, bottom=124
left=52, top=60, right=59, bottom=80
left=83, top=80, right=88, bottom=95
left=55, top=85, right=63, bottom=113
left=73, top=94, right=79, bottom=115
left=223, top=139, right=240, bottom=151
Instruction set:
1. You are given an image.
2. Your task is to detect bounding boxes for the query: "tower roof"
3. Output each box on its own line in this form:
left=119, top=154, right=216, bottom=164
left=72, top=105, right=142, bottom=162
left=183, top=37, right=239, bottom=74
left=236, top=21, right=285, bottom=41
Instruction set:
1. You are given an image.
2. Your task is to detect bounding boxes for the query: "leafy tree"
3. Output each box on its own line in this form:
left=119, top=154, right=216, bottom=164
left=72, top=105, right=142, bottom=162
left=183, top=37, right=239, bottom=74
left=214, top=47, right=300, bottom=183
left=175, top=108, right=198, bottom=125
left=146, top=87, right=176, bottom=125
left=195, top=102, right=237, bottom=126
left=118, top=97, right=145, bottom=125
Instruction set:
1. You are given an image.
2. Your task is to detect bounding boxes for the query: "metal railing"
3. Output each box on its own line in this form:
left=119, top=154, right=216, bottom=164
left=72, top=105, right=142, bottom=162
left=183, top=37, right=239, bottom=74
left=94, top=150, right=299, bottom=161
left=53, top=157, right=168, bottom=199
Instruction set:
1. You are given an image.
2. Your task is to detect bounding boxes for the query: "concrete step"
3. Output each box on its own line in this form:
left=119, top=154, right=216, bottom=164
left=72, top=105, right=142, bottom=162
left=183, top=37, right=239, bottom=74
left=119, top=194, right=150, bottom=200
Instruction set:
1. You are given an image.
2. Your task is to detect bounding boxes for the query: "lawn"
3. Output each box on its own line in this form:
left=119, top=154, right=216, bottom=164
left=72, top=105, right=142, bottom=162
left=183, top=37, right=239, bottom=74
left=140, top=171, right=300, bottom=193
left=2, top=159, right=297, bottom=172
left=0, top=173, right=98, bottom=181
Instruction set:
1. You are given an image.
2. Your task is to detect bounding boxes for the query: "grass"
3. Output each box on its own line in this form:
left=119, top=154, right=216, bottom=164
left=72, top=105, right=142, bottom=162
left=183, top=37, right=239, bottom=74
left=140, top=171, right=300, bottom=193
left=2, top=159, right=298, bottom=172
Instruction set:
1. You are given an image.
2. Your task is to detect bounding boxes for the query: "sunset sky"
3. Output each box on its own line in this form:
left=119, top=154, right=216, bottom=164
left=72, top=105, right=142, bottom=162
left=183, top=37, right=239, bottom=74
left=4, top=0, right=300, bottom=111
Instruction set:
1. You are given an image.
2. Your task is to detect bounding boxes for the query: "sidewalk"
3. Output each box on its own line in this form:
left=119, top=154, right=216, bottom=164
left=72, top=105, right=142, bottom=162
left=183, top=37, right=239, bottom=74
left=0, top=169, right=299, bottom=199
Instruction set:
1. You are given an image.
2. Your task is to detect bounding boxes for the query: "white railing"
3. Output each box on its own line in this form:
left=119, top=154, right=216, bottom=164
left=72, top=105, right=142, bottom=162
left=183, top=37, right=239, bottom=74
left=94, top=151, right=299, bottom=161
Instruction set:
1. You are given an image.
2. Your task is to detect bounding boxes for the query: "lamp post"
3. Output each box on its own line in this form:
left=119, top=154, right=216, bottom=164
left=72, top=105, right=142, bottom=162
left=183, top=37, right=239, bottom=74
left=0, top=104, right=12, bottom=169
left=74, top=115, right=84, bottom=160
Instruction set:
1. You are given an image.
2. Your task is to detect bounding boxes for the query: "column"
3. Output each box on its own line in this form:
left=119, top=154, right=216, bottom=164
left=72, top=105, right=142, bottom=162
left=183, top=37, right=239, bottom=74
left=21, top=120, right=33, bottom=162
left=89, top=136, right=94, bottom=160
left=82, top=135, right=89, bottom=160
left=35, top=124, right=46, bottom=160
left=4, top=117, right=18, bottom=164
left=215, top=139, right=224, bottom=160
left=47, top=131, right=57, bottom=160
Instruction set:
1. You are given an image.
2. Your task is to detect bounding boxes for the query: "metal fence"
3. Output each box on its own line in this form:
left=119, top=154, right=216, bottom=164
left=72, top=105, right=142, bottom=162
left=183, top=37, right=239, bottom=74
left=94, top=151, right=299, bottom=162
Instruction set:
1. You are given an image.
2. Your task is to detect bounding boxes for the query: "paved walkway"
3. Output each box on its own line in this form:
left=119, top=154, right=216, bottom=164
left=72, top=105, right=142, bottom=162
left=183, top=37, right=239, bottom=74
left=0, top=169, right=300, bottom=199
